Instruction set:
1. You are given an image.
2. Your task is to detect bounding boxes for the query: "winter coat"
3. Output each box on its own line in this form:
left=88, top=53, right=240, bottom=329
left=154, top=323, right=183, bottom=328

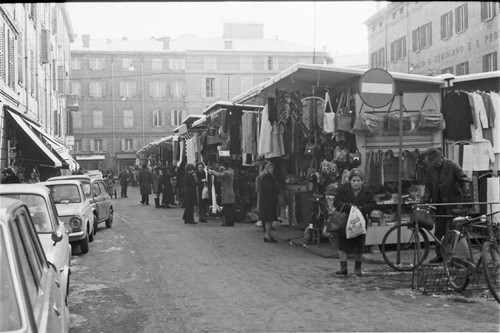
left=152, top=171, right=160, bottom=194
left=158, top=170, right=174, bottom=204
left=212, top=169, right=235, bottom=204
left=119, top=170, right=129, bottom=185
left=183, top=172, right=198, bottom=206
left=424, top=158, right=470, bottom=204
left=334, top=183, right=377, bottom=217
left=258, top=173, right=280, bottom=221
left=138, top=169, right=153, bottom=195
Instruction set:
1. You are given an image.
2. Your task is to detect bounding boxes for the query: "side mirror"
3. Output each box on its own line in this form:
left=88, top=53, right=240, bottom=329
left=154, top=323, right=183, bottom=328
left=51, top=230, right=64, bottom=245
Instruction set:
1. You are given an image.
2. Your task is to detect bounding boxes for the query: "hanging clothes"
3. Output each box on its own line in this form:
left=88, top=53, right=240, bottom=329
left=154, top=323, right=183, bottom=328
left=186, top=136, right=196, bottom=165
left=228, top=107, right=242, bottom=155
left=268, top=97, right=278, bottom=125
left=488, top=92, right=499, bottom=154
left=241, top=112, right=257, bottom=155
left=211, top=174, right=220, bottom=214
left=258, top=104, right=273, bottom=157
left=442, top=92, right=474, bottom=140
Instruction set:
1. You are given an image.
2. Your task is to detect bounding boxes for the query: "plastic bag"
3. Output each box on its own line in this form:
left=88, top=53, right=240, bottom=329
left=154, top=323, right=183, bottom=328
left=202, top=185, right=209, bottom=199
left=346, top=206, right=367, bottom=239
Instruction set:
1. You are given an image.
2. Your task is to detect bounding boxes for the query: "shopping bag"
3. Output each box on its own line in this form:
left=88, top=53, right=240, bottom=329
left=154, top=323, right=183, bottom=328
left=323, top=91, right=336, bottom=133
left=410, top=207, right=434, bottom=230
left=202, top=185, right=209, bottom=199
left=326, top=204, right=348, bottom=234
left=345, top=206, right=367, bottom=239
left=417, top=93, right=445, bottom=130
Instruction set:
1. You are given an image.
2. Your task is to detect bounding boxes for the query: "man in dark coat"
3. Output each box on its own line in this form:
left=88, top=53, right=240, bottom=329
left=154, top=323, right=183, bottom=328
left=118, top=168, right=130, bottom=198
left=182, top=164, right=197, bottom=224
left=138, top=163, right=153, bottom=205
left=423, top=147, right=471, bottom=263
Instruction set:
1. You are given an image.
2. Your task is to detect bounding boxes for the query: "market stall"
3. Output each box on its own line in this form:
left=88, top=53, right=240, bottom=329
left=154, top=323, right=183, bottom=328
left=232, top=64, right=447, bottom=245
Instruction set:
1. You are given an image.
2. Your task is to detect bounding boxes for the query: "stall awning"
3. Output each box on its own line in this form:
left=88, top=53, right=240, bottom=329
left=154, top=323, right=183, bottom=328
left=7, top=110, right=65, bottom=168
left=181, top=114, right=204, bottom=126
left=191, top=116, right=207, bottom=128
left=76, top=155, right=106, bottom=161
left=232, top=63, right=445, bottom=103
left=202, top=101, right=264, bottom=115
left=30, top=125, right=79, bottom=171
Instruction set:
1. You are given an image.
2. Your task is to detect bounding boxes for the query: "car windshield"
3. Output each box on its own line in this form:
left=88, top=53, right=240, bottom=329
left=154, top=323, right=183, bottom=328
left=0, top=194, right=53, bottom=233
left=48, top=184, right=82, bottom=204
left=0, top=227, right=23, bottom=331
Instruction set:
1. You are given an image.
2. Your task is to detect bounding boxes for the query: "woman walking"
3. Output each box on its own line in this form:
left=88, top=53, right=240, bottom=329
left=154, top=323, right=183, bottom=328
left=183, top=164, right=198, bottom=224
left=333, top=168, right=376, bottom=276
left=152, top=166, right=161, bottom=208
left=209, top=161, right=235, bottom=227
left=258, top=162, right=280, bottom=242
left=195, top=162, right=209, bottom=223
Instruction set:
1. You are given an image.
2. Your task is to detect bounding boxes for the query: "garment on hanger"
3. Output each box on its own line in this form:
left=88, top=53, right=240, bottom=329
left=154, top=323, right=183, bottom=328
left=442, top=92, right=474, bottom=140
left=462, top=140, right=495, bottom=172
left=241, top=113, right=257, bottom=155
left=258, top=104, right=273, bottom=157
left=228, top=107, right=242, bottom=155
left=268, top=97, right=278, bottom=124
left=488, top=92, right=500, bottom=154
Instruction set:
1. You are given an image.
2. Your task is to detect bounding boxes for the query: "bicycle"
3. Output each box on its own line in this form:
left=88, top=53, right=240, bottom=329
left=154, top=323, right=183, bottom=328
left=381, top=204, right=440, bottom=271
left=441, top=210, right=500, bottom=303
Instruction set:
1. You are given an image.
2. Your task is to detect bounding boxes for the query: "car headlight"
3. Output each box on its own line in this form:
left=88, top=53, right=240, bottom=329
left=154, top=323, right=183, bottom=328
left=70, top=217, right=82, bottom=229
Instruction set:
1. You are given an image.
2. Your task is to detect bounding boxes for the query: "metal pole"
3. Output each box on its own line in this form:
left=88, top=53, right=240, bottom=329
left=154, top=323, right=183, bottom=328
left=141, top=57, right=145, bottom=146
left=396, top=91, right=404, bottom=265
left=111, top=57, right=116, bottom=171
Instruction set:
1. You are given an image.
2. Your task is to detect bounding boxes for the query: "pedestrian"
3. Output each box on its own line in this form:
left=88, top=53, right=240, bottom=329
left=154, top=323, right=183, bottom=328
left=26, top=171, right=40, bottom=183
left=119, top=168, right=130, bottom=198
left=423, top=147, right=471, bottom=263
left=333, top=168, right=376, bottom=276
left=138, top=163, right=153, bottom=205
left=183, top=163, right=198, bottom=224
left=152, top=166, right=161, bottom=208
left=176, top=161, right=186, bottom=207
left=209, top=161, right=235, bottom=227
left=255, top=161, right=268, bottom=232
left=195, top=162, right=209, bottom=223
left=258, top=161, right=280, bottom=242
left=128, top=167, right=135, bottom=187
left=159, top=166, right=174, bottom=208
left=1, top=168, right=21, bottom=184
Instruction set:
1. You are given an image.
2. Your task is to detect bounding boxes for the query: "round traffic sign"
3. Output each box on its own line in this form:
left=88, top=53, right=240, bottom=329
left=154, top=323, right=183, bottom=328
left=358, top=68, right=396, bottom=108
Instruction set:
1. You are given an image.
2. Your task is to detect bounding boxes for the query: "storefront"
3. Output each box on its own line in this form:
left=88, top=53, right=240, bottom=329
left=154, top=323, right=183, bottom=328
left=232, top=64, right=448, bottom=245
left=2, top=107, right=77, bottom=181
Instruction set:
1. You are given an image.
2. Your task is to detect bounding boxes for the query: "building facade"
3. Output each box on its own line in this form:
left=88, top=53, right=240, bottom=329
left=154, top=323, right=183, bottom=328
left=0, top=3, right=76, bottom=179
left=70, top=22, right=332, bottom=172
left=364, top=2, right=499, bottom=75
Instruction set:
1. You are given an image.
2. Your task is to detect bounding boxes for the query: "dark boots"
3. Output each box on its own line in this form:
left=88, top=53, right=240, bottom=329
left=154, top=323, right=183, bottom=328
left=154, top=197, right=160, bottom=208
left=354, top=261, right=363, bottom=276
left=336, top=261, right=348, bottom=276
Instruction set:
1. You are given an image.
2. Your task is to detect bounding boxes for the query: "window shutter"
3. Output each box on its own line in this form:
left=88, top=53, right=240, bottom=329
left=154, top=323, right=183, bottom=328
left=412, top=29, right=418, bottom=52
left=464, top=4, right=468, bottom=30
left=483, top=54, right=488, bottom=72
left=40, top=29, right=49, bottom=64
left=131, top=82, right=137, bottom=96
left=103, top=139, right=108, bottom=152
left=0, top=23, right=5, bottom=81
left=161, top=110, right=166, bottom=126
left=215, top=77, right=221, bottom=99
left=7, top=31, right=14, bottom=87
left=133, top=138, right=138, bottom=151
left=390, top=42, right=395, bottom=62
left=149, top=81, right=154, bottom=97
left=428, top=23, right=432, bottom=46
left=89, top=139, right=95, bottom=152
left=481, top=2, right=486, bottom=21
left=170, top=110, right=175, bottom=126
left=102, top=81, right=106, bottom=96
left=273, top=57, right=279, bottom=71
left=402, top=37, right=407, bottom=59
left=494, top=53, right=498, bottom=71
left=200, top=77, right=206, bottom=98
left=440, top=15, right=445, bottom=39
left=121, top=139, right=125, bottom=151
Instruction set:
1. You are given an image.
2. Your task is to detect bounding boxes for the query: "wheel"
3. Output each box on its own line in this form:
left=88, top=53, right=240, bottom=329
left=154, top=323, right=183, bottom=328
left=442, top=231, right=470, bottom=291
left=482, top=241, right=500, bottom=303
left=381, top=223, right=430, bottom=271
left=80, top=232, right=89, bottom=254
left=89, top=217, right=97, bottom=242
left=105, top=208, right=114, bottom=228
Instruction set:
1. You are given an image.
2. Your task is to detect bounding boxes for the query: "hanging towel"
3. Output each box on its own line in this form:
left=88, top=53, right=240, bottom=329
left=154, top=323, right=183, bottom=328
left=211, top=174, right=220, bottom=214
left=258, top=105, right=273, bottom=157
left=241, top=113, right=256, bottom=155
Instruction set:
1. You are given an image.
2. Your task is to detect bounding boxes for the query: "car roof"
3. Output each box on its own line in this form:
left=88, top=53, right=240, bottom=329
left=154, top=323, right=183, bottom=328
left=41, top=179, right=87, bottom=186
left=47, top=175, right=93, bottom=181
left=0, top=183, right=51, bottom=196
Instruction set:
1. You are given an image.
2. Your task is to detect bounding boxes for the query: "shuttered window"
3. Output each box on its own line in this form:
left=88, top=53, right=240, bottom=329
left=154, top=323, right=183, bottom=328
left=204, top=56, right=217, bottom=71
left=17, top=34, right=23, bottom=84
left=412, top=28, right=419, bottom=52
left=89, top=58, right=105, bottom=70
left=151, top=58, right=162, bottom=71
left=455, top=4, right=468, bottom=33
left=440, top=11, right=453, bottom=40
left=0, top=23, right=5, bottom=82
left=70, top=81, right=81, bottom=95
left=481, top=2, right=497, bottom=21
left=170, top=110, right=186, bottom=126
left=7, top=30, right=14, bottom=88
left=119, top=81, right=136, bottom=97
left=123, top=110, right=134, bottom=128
left=72, top=111, right=82, bottom=129
left=483, top=52, right=498, bottom=72
left=149, top=81, right=165, bottom=97
left=455, top=62, right=469, bottom=76
left=89, top=81, right=105, bottom=97
left=152, top=110, right=166, bottom=127
left=390, top=36, right=406, bottom=62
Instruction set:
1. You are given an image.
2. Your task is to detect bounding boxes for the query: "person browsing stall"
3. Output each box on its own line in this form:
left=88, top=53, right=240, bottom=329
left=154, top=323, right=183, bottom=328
left=208, top=161, right=235, bottom=227
left=258, top=161, right=280, bottom=243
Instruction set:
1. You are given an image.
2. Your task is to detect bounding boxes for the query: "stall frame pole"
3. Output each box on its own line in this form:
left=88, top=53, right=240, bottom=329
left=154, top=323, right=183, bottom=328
left=396, top=91, right=404, bottom=265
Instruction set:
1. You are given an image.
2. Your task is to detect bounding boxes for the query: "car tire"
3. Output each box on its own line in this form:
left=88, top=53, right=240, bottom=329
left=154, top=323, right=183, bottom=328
left=105, top=208, right=113, bottom=228
left=89, top=218, right=96, bottom=242
left=80, top=232, right=89, bottom=254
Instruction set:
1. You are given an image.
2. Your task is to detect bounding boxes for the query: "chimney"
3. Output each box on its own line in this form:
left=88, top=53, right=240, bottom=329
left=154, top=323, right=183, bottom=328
left=82, top=34, right=90, bottom=48
left=224, top=40, right=233, bottom=49
left=158, top=36, right=171, bottom=50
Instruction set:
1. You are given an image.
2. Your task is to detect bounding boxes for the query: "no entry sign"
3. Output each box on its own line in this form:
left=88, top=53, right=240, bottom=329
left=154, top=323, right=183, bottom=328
left=358, top=68, right=395, bottom=108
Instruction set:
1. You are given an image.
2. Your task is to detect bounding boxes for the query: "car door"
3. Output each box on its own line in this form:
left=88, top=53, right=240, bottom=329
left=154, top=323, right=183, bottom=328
left=97, top=181, right=111, bottom=220
left=92, top=181, right=106, bottom=222
left=12, top=207, right=68, bottom=332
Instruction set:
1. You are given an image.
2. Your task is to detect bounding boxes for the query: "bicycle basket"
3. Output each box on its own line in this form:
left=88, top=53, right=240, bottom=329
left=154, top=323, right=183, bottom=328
left=410, top=208, right=434, bottom=230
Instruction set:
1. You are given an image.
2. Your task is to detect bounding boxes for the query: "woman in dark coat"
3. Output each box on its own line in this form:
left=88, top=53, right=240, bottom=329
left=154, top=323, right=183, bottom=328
left=138, top=163, right=153, bottom=205
left=159, top=166, right=174, bottom=208
left=182, top=164, right=198, bottom=224
left=258, top=162, right=280, bottom=243
left=334, top=168, right=376, bottom=276
left=195, top=162, right=209, bottom=222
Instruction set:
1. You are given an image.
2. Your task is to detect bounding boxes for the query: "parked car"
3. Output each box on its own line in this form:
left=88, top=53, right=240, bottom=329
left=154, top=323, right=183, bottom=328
left=0, top=198, right=69, bottom=333
left=47, top=175, right=114, bottom=229
left=42, top=179, right=96, bottom=254
left=0, top=184, right=72, bottom=303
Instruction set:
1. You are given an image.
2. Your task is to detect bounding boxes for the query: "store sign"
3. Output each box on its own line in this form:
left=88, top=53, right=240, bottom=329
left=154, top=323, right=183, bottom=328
left=359, top=68, right=395, bottom=108
left=218, top=150, right=230, bottom=157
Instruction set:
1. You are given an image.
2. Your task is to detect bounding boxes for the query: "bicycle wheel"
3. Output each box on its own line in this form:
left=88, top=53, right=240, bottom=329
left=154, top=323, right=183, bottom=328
left=482, top=241, right=500, bottom=303
left=442, top=231, right=470, bottom=291
left=381, top=223, right=430, bottom=271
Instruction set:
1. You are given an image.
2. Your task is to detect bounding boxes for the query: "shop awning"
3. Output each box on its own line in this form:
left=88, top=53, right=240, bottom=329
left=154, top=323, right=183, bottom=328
left=232, top=63, right=445, bottom=103
left=75, top=155, right=106, bottom=161
left=29, top=125, right=79, bottom=171
left=7, top=110, right=65, bottom=168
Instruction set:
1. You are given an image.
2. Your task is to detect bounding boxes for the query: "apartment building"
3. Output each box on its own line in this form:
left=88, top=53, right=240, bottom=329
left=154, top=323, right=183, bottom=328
left=70, top=22, right=332, bottom=172
left=364, top=2, right=499, bottom=75
left=0, top=3, right=75, bottom=179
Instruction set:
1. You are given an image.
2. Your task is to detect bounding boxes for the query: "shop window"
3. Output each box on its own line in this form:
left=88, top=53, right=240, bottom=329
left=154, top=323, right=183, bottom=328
left=455, top=4, right=468, bottom=34
left=122, top=58, right=133, bottom=70
left=205, top=78, right=215, bottom=98
left=149, top=81, right=165, bottom=97
left=123, top=139, right=133, bottom=151
left=151, top=58, right=162, bottom=71
left=240, top=56, right=253, bottom=71
left=74, top=140, right=82, bottom=152
left=119, top=81, right=136, bottom=97
left=204, top=56, right=217, bottom=71
left=123, top=110, right=134, bottom=128
left=152, top=110, right=165, bottom=127
left=390, top=36, right=406, bottom=62
left=89, top=58, right=105, bottom=70
left=169, top=58, right=185, bottom=70
left=441, top=67, right=454, bottom=74
left=89, top=81, right=105, bottom=97
left=92, top=110, right=103, bottom=128
left=171, top=110, right=186, bottom=126
left=483, top=52, right=498, bottom=72
left=455, top=62, right=469, bottom=76
left=440, top=11, right=453, bottom=40
left=71, top=58, right=81, bottom=70
left=481, top=2, right=497, bottom=22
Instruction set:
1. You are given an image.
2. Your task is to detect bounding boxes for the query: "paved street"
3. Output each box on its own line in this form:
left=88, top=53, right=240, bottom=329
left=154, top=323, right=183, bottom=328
left=69, top=187, right=500, bottom=333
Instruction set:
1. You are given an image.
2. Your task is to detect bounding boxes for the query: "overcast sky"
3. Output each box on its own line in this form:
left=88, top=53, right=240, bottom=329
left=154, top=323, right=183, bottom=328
left=67, top=1, right=387, bottom=56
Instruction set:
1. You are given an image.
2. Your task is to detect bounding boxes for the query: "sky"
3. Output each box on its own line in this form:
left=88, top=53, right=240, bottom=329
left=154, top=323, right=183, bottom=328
left=67, top=1, right=388, bottom=56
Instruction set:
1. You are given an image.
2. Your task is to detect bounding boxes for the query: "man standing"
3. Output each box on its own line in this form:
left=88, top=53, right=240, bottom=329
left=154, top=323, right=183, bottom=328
left=119, top=168, right=130, bottom=198
left=209, top=161, right=235, bottom=226
left=138, top=163, right=153, bottom=205
left=423, top=147, right=471, bottom=263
